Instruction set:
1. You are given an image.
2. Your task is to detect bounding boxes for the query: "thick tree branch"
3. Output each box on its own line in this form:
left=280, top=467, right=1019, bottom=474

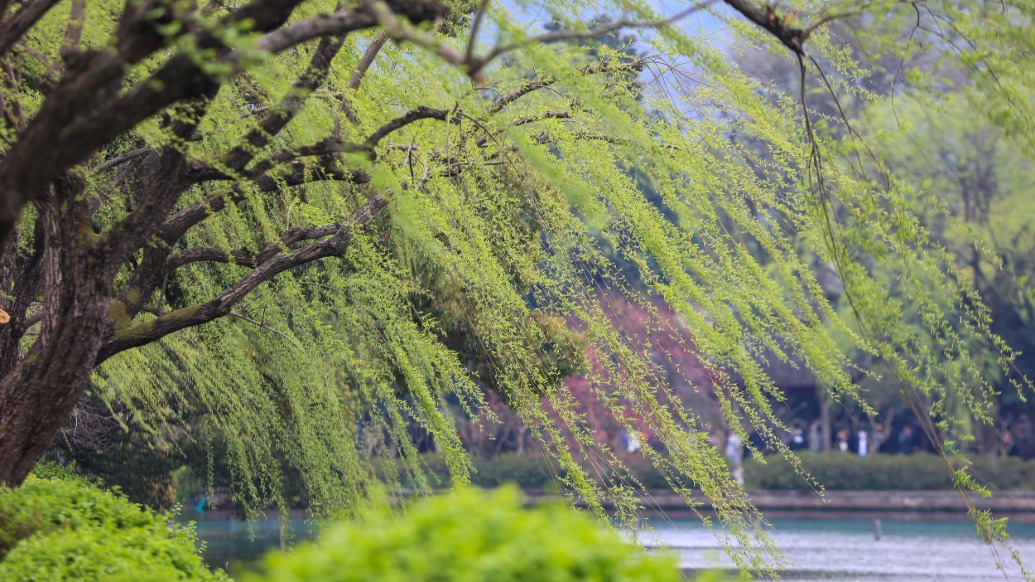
left=465, top=0, right=491, bottom=63
left=470, top=111, right=571, bottom=149
left=92, top=146, right=155, bottom=174
left=0, top=0, right=62, bottom=56
left=365, top=106, right=457, bottom=149
left=102, top=96, right=213, bottom=265
left=99, top=195, right=389, bottom=361
left=165, top=246, right=259, bottom=271
left=489, top=60, right=645, bottom=113
left=119, top=160, right=368, bottom=323
left=166, top=221, right=356, bottom=273
left=0, top=2, right=390, bottom=246
left=337, top=31, right=388, bottom=131
left=165, top=165, right=371, bottom=247
left=62, top=0, right=87, bottom=50
left=242, top=137, right=369, bottom=179
left=257, top=0, right=454, bottom=56
left=722, top=0, right=807, bottom=54
left=471, top=2, right=713, bottom=76
left=349, top=31, right=388, bottom=91
left=221, top=34, right=346, bottom=172
left=369, top=1, right=476, bottom=80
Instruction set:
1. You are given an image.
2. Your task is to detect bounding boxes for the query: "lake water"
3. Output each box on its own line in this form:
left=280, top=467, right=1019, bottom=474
left=641, top=518, right=1035, bottom=581
left=189, top=515, right=1035, bottom=580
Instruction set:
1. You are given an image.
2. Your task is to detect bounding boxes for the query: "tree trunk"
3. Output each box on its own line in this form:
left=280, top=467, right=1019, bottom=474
left=820, top=392, right=832, bottom=452
left=0, top=185, right=112, bottom=486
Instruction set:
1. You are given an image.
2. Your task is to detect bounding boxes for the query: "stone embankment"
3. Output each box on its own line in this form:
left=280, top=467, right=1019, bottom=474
left=524, top=490, right=1035, bottom=522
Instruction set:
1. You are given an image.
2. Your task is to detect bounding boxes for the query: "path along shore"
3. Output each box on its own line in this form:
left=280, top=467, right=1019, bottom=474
left=186, top=489, right=1035, bottom=523
left=523, top=490, right=1035, bottom=523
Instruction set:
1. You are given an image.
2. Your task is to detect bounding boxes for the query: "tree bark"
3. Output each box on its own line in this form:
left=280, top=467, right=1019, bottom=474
left=0, top=177, right=113, bottom=485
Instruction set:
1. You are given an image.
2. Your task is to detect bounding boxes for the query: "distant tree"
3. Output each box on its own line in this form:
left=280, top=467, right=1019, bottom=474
left=866, top=93, right=1035, bottom=459
left=731, top=17, right=1035, bottom=461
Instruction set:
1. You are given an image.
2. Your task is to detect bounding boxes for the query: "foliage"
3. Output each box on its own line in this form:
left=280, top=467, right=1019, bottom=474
left=862, top=93, right=1035, bottom=456
left=26, top=460, right=85, bottom=483
left=0, top=0, right=1033, bottom=575
left=0, top=473, right=225, bottom=581
left=473, top=453, right=568, bottom=489
left=246, top=486, right=682, bottom=582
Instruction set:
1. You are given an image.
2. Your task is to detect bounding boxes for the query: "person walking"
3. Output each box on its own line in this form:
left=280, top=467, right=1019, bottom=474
left=789, top=427, right=806, bottom=451
left=836, top=428, right=851, bottom=453
left=857, top=429, right=869, bottom=457
left=898, top=426, right=914, bottom=454
left=808, top=421, right=822, bottom=453
left=726, top=433, right=744, bottom=485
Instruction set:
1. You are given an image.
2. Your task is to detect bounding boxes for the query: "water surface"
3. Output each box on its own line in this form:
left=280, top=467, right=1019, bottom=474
left=640, top=518, right=1035, bottom=581
left=187, top=514, right=1035, bottom=580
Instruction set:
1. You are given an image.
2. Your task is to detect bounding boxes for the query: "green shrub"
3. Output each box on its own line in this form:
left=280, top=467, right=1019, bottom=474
left=744, top=453, right=1035, bottom=491
left=378, top=451, right=1035, bottom=494
left=471, top=453, right=565, bottom=489
left=966, top=455, right=1035, bottom=490
left=28, top=460, right=85, bottom=483
left=618, top=455, right=691, bottom=490
left=247, top=487, right=682, bottom=582
left=0, top=474, right=226, bottom=581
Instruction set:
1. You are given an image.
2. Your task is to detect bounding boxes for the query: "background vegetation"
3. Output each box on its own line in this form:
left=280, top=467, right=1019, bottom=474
left=1, top=0, right=1035, bottom=578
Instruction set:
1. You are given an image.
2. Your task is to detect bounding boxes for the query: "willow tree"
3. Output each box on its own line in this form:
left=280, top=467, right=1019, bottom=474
left=0, top=0, right=1033, bottom=573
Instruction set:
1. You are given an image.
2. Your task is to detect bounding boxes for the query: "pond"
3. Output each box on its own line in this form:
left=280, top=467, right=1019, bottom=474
left=186, top=513, right=1035, bottom=580
left=642, top=518, right=1035, bottom=581
left=187, top=516, right=315, bottom=576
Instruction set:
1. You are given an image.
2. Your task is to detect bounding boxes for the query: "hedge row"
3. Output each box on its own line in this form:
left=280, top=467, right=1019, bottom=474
left=381, top=452, right=1035, bottom=492
left=744, top=453, right=1035, bottom=491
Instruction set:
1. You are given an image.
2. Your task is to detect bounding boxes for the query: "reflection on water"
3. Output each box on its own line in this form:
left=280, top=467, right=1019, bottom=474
left=186, top=513, right=1035, bottom=580
left=639, top=519, right=1035, bottom=581
left=187, top=516, right=317, bottom=576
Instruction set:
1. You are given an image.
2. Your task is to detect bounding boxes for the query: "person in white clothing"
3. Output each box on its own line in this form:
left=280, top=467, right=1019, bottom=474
left=627, top=430, right=642, bottom=453
left=857, top=429, right=869, bottom=457
left=725, top=433, right=744, bottom=485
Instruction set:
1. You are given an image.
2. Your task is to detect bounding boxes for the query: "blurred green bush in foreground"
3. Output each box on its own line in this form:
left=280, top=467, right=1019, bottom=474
left=0, top=465, right=226, bottom=581
left=2, top=466, right=713, bottom=582
left=246, top=487, right=683, bottom=582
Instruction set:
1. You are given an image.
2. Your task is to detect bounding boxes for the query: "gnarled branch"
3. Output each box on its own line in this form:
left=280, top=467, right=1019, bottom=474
left=363, top=106, right=459, bottom=151
left=722, top=0, right=807, bottom=54
left=166, top=221, right=360, bottom=273
left=0, top=0, right=63, bottom=56
left=99, top=194, right=389, bottom=362
left=489, top=60, right=645, bottom=113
